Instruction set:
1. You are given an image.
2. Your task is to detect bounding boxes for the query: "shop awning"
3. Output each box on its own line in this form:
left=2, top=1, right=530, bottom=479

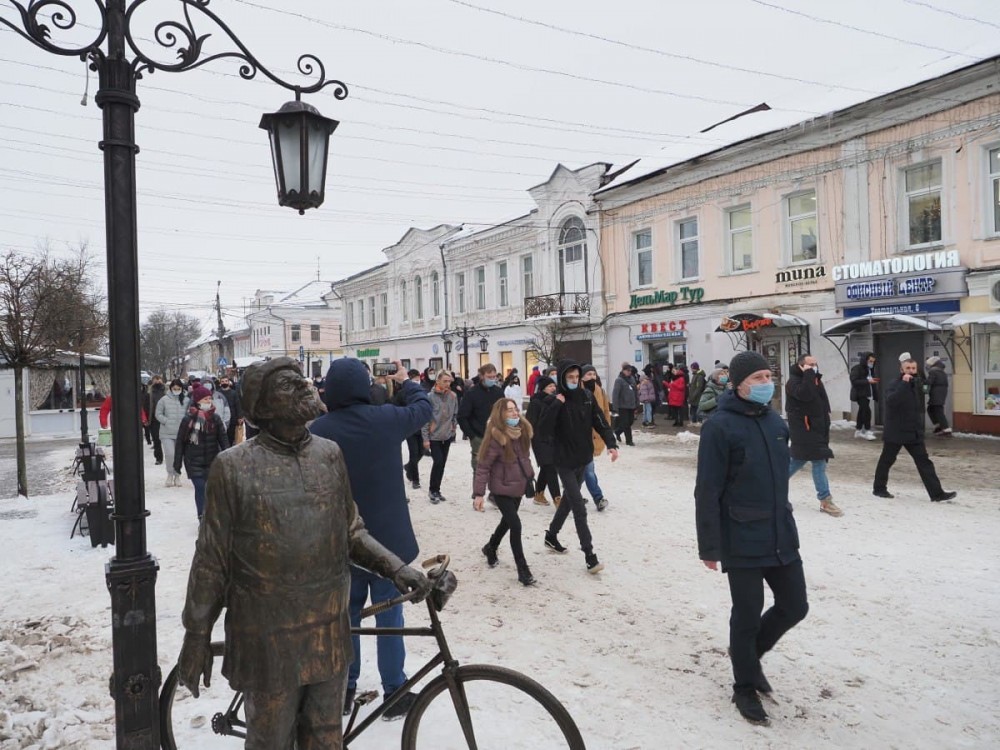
left=822, top=312, right=943, bottom=337
left=942, top=312, right=1000, bottom=327
left=764, top=312, right=809, bottom=328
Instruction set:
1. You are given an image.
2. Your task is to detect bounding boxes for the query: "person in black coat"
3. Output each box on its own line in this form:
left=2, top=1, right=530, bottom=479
left=925, top=357, right=952, bottom=436
left=849, top=351, right=879, bottom=440
left=174, top=385, right=230, bottom=521
left=538, top=361, right=618, bottom=574
left=398, top=370, right=427, bottom=489
left=457, top=363, right=504, bottom=478
left=695, top=351, right=808, bottom=726
left=785, top=354, right=841, bottom=518
left=218, top=375, right=243, bottom=447
left=525, top=375, right=559, bottom=505
left=873, top=358, right=956, bottom=502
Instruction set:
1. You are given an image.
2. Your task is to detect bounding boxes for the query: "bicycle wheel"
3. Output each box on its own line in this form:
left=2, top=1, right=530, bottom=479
left=160, top=642, right=246, bottom=750
left=400, top=664, right=586, bottom=750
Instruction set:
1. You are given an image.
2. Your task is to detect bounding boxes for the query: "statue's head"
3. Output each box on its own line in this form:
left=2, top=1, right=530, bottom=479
left=242, top=357, right=323, bottom=433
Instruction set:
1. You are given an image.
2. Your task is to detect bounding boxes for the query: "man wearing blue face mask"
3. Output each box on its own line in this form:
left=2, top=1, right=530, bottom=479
left=457, top=362, right=504, bottom=483
left=695, top=350, right=808, bottom=727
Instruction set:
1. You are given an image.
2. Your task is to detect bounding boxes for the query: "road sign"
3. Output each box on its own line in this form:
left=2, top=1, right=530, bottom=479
left=218, top=357, right=229, bottom=367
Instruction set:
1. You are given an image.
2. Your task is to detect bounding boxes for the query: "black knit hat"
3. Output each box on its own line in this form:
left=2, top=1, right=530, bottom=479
left=728, top=351, right=770, bottom=387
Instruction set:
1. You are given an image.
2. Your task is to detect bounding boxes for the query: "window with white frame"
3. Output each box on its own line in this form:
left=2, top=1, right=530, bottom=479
left=311, top=324, right=320, bottom=343
left=727, top=205, right=753, bottom=272
left=456, top=272, right=466, bottom=314
left=521, top=255, right=534, bottom=299
left=368, top=296, right=375, bottom=328
left=346, top=303, right=354, bottom=332
left=380, top=293, right=388, bottom=326
left=989, top=147, right=1000, bottom=235
left=904, top=161, right=942, bottom=248
left=475, top=266, right=486, bottom=310
left=401, top=280, right=409, bottom=322
left=498, top=261, right=509, bottom=307
left=357, top=301, right=364, bottom=331
left=415, top=276, right=423, bottom=320
left=633, top=229, right=653, bottom=288
left=787, top=191, right=818, bottom=263
left=678, top=218, right=699, bottom=280
left=291, top=324, right=301, bottom=342
left=431, top=272, right=440, bottom=317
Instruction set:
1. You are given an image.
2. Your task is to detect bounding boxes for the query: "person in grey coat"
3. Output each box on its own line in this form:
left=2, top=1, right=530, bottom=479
left=155, top=378, right=188, bottom=486
left=925, top=356, right=952, bottom=437
left=611, top=362, right=638, bottom=447
left=422, top=371, right=459, bottom=504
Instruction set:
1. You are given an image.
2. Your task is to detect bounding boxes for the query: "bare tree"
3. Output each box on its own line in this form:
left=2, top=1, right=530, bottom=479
left=0, top=247, right=107, bottom=496
left=525, top=319, right=573, bottom=368
left=139, top=309, right=202, bottom=377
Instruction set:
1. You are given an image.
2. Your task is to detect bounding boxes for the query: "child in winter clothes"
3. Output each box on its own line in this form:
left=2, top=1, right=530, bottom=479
left=638, top=373, right=658, bottom=426
left=473, top=399, right=537, bottom=586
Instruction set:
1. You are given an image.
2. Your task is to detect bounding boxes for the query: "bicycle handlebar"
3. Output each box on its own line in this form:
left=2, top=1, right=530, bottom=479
left=358, top=554, right=451, bottom=621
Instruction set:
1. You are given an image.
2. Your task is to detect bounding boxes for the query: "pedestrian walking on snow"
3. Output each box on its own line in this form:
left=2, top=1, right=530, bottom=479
left=611, top=363, right=637, bottom=446
left=849, top=351, right=879, bottom=440
left=423, top=371, right=459, bottom=503
left=582, top=365, right=612, bottom=511
left=639, top=372, right=657, bottom=427
left=156, top=378, right=187, bottom=487
left=457, top=363, right=504, bottom=483
left=474, top=399, right=537, bottom=586
left=925, top=357, right=952, bottom=437
left=398, top=369, right=426, bottom=489
left=667, top=367, right=687, bottom=427
left=688, top=363, right=707, bottom=424
left=173, top=385, right=229, bottom=520
left=526, top=376, right=559, bottom=506
left=785, top=354, right=842, bottom=517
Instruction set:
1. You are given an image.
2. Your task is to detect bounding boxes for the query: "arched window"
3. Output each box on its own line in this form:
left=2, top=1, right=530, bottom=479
left=431, top=271, right=440, bottom=317
left=415, top=275, right=424, bottom=320
left=558, top=216, right=588, bottom=292
left=401, top=280, right=409, bottom=322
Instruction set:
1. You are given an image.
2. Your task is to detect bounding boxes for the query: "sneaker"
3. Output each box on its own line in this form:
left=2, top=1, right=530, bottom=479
left=343, top=687, right=356, bottom=716
left=382, top=691, right=418, bottom=721
left=931, top=491, right=957, bottom=502
left=533, top=492, right=550, bottom=506
left=429, top=492, right=441, bottom=505
left=732, top=689, right=769, bottom=725
left=937, top=429, right=953, bottom=438
left=864, top=430, right=877, bottom=441
left=595, top=497, right=608, bottom=512
left=819, top=498, right=843, bottom=517
left=482, top=543, right=499, bottom=567
left=854, top=429, right=867, bottom=439
left=586, top=553, right=604, bottom=574
left=544, top=532, right=568, bottom=554
left=873, top=489, right=894, bottom=499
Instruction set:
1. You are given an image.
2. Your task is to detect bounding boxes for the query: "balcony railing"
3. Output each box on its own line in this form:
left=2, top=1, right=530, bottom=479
left=524, top=292, right=590, bottom=319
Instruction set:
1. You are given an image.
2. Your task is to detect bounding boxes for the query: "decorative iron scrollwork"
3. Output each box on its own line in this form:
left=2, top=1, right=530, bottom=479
left=524, top=293, right=590, bottom=319
left=0, top=0, right=108, bottom=57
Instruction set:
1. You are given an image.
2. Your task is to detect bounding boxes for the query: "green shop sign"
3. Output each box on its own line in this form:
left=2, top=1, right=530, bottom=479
left=629, top=286, right=705, bottom=310
left=356, top=348, right=380, bottom=358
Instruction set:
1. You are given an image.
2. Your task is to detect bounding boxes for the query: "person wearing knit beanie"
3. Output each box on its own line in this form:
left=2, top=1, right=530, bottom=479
left=190, top=385, right=213, bottom=406
left=728, top=351, right=771, bottom=389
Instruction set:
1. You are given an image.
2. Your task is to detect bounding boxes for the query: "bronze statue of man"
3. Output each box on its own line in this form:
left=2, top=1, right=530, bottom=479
left=178, top=357, right=431, bottom=749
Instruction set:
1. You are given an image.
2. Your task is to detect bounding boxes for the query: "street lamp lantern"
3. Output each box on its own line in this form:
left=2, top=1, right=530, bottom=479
left=260, top=100, right=340, bottom=215
left=479, top=335, right=489, bottom=353
left=443, top=337, right=453, bottom=354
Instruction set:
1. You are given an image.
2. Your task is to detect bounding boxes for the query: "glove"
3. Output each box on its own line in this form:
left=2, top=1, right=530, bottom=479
left=392, top=565, right=434, bottom=603
left=177, top=632, right=213, bottom=698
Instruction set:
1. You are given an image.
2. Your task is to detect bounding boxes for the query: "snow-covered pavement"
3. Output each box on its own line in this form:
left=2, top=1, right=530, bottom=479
left=1, top=430, right=998, bottom=749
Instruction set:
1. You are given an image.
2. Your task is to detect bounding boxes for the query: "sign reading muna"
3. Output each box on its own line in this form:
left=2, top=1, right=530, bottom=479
left=832, top=250, right=960, bottom=281
left=629, top=286, right=704, bottom=310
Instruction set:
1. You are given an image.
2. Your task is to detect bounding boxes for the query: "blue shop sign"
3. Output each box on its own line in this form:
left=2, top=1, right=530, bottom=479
left=844, top=300, right=961, bottom=318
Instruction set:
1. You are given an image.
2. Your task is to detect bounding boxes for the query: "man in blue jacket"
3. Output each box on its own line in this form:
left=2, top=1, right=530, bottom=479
left=695, top=351, right=809, bottom=726
left=310, top=358, right=433, bottom=721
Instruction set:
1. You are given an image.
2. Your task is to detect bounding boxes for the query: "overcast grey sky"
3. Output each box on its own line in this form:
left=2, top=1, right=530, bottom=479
left=2, top=0, right=999, bottom=333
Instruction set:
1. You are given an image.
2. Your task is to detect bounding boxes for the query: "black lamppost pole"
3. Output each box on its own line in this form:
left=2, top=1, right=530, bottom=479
left=442, top=324, right=489, bottom=380
left=1, top=2, right=347, bottom=747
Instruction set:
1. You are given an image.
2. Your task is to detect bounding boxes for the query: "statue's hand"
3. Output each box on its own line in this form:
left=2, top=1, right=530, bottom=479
left=392, top=565, right=434, bottom=603
left=178, top=633, right=213, bottom=699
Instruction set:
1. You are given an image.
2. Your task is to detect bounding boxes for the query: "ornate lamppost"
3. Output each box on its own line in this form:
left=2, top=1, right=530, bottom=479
left=1, top=2, right=347, bottom=747
left=442, top=324, right=489, bottom=379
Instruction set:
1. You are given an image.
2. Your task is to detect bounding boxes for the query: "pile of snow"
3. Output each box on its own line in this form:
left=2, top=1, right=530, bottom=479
left=673, top=430, right=701, bottom=444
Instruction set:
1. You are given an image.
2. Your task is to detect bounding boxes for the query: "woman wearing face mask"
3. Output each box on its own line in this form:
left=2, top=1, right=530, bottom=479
left=473, top=399, right=537, bottom=586
left=156, top=378, right=188, bottom=487
left=667, top=367, right=688, bottom=427
left=503, top=375, right=523, bottom=407
left=173, top=385, right=230, bottom=520
left=698, top=368, right=730, bottom=422
left=526, top=376, right=559, bottom=506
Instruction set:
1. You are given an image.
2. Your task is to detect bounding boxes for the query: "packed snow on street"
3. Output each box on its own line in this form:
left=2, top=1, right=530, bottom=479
left=1, top=429, right=998, bottom=749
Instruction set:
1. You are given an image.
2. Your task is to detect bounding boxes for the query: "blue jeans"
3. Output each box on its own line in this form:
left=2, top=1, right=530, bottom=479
left=191, top=476, right=207, bottom=517
left=642, top=403, right=654, bottom=424
left=584, top=460, right=604, bottom=502
left=690, top=403, right=701, bottom=424
left=348, top=568, right=406, bottom=697
left=788, top=459, right=831, bottom=501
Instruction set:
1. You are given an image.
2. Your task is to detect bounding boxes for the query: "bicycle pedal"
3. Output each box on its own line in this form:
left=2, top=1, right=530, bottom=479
left=356, top=690, right=379, bottom=707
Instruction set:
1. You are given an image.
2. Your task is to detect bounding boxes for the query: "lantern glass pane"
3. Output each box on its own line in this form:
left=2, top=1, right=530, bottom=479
left=277, top=117, right=301, bottom=197
left=268, top=131, right=282, bottom=196
left=307, top=119, right=328, bottom=195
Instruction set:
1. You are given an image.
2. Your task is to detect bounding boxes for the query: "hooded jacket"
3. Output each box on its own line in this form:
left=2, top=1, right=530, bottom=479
left=695, top=390, right=800, bottom=570
left=638, top=376, right=657, bottom=404
left=526, top=376, right=557, bottom=466
left=882, top=374, right=927, bottom=444
left=611, top=371, right=638, bottom=411
left=784, top=364, right=834, bottom=462
left=457, top=379, right=504, bottom=439
left=582, top=365, right=613, bottom=458
left=422, top=386, right=459, bottom=443
left=155, top=389, right=188, bottom=438
left=538, top=361, right=617, bottom=469
left=309, top=359, right=432, bottom=562
left=667, top=374, right=687, bottom=408
left=849, top=352, right=878, bottom=403
left=926, top=363, right=949, bottom=407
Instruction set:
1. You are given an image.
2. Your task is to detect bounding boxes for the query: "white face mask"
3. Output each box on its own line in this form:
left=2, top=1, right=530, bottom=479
left=198, top=401, right=213, bottom=411
left=171, top=388, right=182, bottom=396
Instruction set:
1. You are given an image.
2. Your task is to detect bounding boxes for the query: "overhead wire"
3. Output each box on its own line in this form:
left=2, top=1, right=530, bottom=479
left=901, top=0, right=1000, bottom=30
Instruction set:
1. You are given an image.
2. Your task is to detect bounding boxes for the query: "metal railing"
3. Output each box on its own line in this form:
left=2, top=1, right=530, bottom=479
left=524, top=293, right=590, bottom=319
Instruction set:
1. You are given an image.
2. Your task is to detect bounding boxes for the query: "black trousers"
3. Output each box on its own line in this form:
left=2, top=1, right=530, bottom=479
left=536, top=464, right=561, bottom=499
left=874, top=440, right=944, bottom=498
left=548, top=466, right=593, bottom=556
left=855, top=398, right=872, bottom=431
left=149, top=421, right=162, bottom=462
left=726, top=561, right=809, bottom=692
left=488, top=495, right=526, bottom=568
left=927, top=404, right=950, bottom=431
left=404, top=433, right=423, bottom=482
left=227, top=422, right=238, bottom=448
left=428, top=439, right=451, bottom=494
left=615, top=410, right=635, bottom=445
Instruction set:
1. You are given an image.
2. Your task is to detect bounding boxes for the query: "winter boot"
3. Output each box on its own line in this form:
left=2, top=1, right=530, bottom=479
left=585, top=553, right=604, bottom=574
left=544, top=531, right=567, bottom=553
left=516, top=563, right=536, bottom=586
left=732, top=688, right=769, bottom=725
left=482, top=543, right=499, bottom=568
left=533, top=492, right=550, bottom=506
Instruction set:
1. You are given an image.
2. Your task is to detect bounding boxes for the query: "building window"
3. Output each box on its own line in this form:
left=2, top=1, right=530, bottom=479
left=415, top=275, right=424, bottom=320
left=431, top=272, right=440, bottom=317
left=290, top=324, right=301, bottom=343
left=368, top=296, right=375, bottom=328
left=904, top=161, right=942, bottom=248
left=989, top=147, right=1000, bottom=235
left=358, top=300, right=364, bottom=331
left=678, top=218, right=699, bottom=280
left=788, top=191, right=818, bottom=263
left=456, top=273, right=466, bottom=314
left=498, top=261, right=509, bottom=307
left=380, top=293, right=388, bottom=326
left=727, top=205, right=753, bottom=272
left=310, top=324, right=320, bottom=343
left=401, top=281, right=409, bottom=322
left=633, top=229, right=653, bottom=288
left=980, top=331, right=1000, bottom=414
left=521, top=255, right=534, bottom=299
left=475, top=266, right=486, bottom=310
left=346, top=304, right=354, bottom=333
left=559, top=217, right=586, bottom=263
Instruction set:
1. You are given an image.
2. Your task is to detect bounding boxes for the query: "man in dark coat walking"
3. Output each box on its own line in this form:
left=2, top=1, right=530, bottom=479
left=785, top=354, right=841, bottom=517
left=925, top=356, right=952, bottom=437
left=873, top=358, right=956, bottom=502
left=849, top=351, right=879, bottom=440
left=696, top=350, right=808, bottom=726
left=457, top=363, right=504, bottom=477
left=310, top=358, right=433, bottom=720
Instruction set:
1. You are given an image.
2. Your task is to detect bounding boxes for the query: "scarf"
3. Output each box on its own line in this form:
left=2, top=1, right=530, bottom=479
left=484, top=420, right=532, bottom=462
left=186, top=405, right=216, bottom=445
